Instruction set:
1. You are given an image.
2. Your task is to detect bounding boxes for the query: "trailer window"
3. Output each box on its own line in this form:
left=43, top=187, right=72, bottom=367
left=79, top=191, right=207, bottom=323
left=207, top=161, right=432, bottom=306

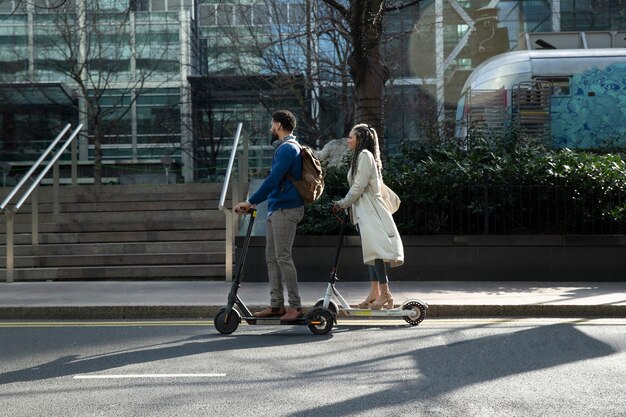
left=534, top=77, right=571, bottom=96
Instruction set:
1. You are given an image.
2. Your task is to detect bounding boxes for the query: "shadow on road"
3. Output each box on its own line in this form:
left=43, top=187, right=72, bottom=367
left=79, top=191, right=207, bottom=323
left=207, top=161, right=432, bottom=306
left=290, top=323, right=617, bottom=416
left=0, top=321, right=617, bottom=417
left=0, top=328, right=328, bottom=385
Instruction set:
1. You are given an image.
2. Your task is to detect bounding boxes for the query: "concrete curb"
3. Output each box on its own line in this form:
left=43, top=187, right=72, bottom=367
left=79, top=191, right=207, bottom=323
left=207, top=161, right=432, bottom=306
left=427, top=305, right=626, bottom=318
left=2, top=304, right=626, bottom=320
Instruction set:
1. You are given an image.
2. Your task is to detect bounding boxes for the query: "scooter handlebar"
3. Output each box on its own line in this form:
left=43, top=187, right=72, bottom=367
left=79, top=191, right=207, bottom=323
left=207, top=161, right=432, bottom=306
left=234, top=206, right=257, bottom=216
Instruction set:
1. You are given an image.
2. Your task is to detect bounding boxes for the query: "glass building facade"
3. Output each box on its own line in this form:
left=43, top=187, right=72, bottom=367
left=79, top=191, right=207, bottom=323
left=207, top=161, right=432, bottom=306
left=1, top=0, right=626, bottom=181
left=0, top=0, right=195, bottom=180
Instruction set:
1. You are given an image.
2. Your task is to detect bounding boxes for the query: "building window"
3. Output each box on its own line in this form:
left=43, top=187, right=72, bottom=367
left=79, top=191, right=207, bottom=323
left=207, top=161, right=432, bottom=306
left=197, top=1, right=307, bottom=28
left=252, top=3, right=270, bottom=26
left=0, top=1, right=15, bottom=13
left=152, top=0, right=166, bottom=11
left=198, top=4, right=216, bottom=26
left=216, top=4, right=233, bottom=26
left=137, top=0, right=150, bottom=11
left=236, top=4, right=252, bottom=25
left=561, top=1, right=626, bottom=31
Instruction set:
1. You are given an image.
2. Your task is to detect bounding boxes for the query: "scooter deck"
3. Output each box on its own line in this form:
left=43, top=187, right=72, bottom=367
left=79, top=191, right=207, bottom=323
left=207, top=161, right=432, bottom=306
left=242, top=316, right=309, bottom=326
left=341, top=308, right=410, bottom=317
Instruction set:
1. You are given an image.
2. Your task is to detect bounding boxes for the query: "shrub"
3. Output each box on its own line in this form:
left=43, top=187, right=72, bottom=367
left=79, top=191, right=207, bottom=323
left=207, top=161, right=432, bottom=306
left=298, top=129, right=626, bottom=235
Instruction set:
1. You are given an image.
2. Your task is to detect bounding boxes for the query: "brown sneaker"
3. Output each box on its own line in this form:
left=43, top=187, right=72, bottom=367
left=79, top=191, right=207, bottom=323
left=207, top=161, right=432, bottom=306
left=280, top=307, right=304, bottom=321
left=253, top=306, right=286, bottom=318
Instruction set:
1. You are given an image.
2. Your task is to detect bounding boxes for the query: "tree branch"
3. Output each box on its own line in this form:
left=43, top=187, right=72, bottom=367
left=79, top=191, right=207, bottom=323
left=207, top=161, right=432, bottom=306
left=319, top=0, right=349, bottom=19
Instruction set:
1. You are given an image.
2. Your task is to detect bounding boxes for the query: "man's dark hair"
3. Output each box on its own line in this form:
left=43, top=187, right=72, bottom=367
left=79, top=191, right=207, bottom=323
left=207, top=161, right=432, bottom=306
left=272, top=110, right=297, bottom=132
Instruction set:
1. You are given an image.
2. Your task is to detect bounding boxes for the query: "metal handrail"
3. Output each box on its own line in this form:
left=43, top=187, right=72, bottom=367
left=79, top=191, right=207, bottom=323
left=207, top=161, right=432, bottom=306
left=0, top=123, right=71, bottom=211
left=218, top=123, right=250, bottom=282
left=218, top=122, right=243, bottom=213
left=14, top=125, right=82, bottom=210
left=2, top=123, right=83, bottom=283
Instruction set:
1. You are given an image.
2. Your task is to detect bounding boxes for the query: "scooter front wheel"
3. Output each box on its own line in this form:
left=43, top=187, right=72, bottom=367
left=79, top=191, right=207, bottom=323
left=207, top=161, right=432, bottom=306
left=214, top=307, right=241, bottom=334
left=402, top=301, right=426, bottom=326
left=314, top=299, right=338, bottom=315
left=307, top=308, right=334, bottom=335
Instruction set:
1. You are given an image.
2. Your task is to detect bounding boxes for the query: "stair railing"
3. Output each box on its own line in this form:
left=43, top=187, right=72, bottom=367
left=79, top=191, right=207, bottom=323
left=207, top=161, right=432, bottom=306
left=218, top=122, right=248, bottom=282
left=1, top=123, right=83, bottom=282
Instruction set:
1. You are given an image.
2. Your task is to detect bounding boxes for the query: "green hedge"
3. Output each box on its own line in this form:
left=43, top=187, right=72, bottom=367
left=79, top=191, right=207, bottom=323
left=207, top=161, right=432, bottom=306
left=299, top=131, right=626, bottom=235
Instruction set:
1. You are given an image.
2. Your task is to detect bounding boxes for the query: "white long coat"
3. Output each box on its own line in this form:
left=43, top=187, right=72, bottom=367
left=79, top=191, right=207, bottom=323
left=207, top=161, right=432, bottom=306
left=337, top=150, right=404, bottom=267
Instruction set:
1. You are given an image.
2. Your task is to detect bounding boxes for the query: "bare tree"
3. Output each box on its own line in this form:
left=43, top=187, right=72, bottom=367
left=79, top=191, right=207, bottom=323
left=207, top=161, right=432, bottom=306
left=319, top=0, right=422, bottom=148
left=200, top=0, right=423, bottom=153
left=199, top=0, right=354, bottom=148
left=3, top=0, right=180, bottom=184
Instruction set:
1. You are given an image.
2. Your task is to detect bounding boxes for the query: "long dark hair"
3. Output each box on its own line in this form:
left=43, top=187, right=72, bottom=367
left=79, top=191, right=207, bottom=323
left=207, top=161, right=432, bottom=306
left=349, top=123, right=383, bottom=180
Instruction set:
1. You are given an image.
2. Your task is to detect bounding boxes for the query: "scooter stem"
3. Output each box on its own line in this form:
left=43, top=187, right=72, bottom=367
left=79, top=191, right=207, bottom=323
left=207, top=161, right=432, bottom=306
left=225, top=208, right=257, bottom=317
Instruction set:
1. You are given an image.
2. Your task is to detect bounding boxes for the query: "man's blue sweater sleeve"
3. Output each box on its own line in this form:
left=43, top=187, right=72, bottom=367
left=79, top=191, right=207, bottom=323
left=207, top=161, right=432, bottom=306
left=248, top=143, right=297, bottom=205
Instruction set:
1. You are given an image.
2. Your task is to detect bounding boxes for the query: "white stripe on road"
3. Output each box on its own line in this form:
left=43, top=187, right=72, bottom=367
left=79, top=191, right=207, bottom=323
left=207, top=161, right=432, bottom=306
left=74, top=373, right=225, bottom=379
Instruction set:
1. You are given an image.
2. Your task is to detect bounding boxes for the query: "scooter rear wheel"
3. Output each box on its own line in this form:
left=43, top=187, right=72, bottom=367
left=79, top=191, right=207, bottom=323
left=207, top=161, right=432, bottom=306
left=214, top=307, right=241, bottom=334
left=402, top=301, right=426, bottom=326
left=307, top=308, right=334, bottom=335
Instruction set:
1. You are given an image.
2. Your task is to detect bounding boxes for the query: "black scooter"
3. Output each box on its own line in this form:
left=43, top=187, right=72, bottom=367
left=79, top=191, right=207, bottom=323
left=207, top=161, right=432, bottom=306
left=214, top=208, right=335, bottom=335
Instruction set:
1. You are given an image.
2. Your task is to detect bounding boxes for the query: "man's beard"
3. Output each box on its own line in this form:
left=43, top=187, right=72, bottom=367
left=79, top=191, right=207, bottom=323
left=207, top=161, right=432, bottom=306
left=270, top=130, right=281, bottom=149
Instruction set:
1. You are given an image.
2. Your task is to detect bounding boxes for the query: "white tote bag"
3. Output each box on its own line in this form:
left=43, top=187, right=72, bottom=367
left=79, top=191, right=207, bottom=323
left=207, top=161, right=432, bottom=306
left=381, top=182, right=401, bottom=214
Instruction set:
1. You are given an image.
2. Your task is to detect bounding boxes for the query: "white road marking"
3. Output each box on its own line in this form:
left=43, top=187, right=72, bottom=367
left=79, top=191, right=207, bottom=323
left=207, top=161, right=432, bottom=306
left=73, top=373, right=225, bottom=379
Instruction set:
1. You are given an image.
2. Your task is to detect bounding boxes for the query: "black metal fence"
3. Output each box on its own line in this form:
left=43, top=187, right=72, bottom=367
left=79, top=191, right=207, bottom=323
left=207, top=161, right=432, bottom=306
left=394, top=185, right=626, bottom=235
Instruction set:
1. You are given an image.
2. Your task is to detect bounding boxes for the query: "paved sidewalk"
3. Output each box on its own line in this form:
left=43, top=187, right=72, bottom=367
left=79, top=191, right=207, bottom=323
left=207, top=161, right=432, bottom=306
left=1, top=280, right=625, bottom=319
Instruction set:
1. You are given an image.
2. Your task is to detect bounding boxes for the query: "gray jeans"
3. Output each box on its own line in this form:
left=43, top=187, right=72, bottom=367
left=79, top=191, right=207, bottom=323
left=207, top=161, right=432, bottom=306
left=266, top=206, right=305, bottom=308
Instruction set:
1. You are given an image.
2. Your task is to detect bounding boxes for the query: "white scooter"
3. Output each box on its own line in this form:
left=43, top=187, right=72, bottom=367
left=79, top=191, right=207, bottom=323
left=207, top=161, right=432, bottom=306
left=307, top=210, right=428, bottom=334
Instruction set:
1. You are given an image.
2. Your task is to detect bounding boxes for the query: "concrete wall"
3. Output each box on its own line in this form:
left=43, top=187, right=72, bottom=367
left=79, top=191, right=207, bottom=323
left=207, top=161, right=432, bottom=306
left=236, top=235, right=626, bottom=282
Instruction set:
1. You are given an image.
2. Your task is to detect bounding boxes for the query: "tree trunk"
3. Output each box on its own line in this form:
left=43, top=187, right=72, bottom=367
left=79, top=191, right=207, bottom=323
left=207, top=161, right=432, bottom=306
left=350, top=52, right=388, bottom=144
left=349, top=0, right=390, bottom=150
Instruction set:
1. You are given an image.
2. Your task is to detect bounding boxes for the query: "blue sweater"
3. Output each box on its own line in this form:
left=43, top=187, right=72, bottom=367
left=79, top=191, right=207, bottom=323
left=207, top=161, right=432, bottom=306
left=248, top=138, right=304, bottom=211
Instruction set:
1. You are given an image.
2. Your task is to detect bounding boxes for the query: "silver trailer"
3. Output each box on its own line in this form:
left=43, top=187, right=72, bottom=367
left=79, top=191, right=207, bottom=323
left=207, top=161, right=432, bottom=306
left=456, top=49, right=626, bottom=148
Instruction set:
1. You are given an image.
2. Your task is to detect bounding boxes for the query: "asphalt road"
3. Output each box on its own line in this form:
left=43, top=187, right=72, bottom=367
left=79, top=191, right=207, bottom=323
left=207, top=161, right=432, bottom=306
left=1, top=318, right=625, bottom=417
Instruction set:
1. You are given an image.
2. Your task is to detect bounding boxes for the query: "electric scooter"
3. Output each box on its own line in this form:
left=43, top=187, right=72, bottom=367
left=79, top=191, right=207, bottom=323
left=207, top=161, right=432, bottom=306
left=213, top=208, right=335, bottom=335
left=312, top=210, right=428, bottom=328
left=214, top=208, right=427, bottom=336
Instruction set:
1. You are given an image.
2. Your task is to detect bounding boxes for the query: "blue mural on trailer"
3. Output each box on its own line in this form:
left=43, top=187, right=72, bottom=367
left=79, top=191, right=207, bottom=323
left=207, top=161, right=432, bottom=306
left=551, top=62, right=626, bottom=149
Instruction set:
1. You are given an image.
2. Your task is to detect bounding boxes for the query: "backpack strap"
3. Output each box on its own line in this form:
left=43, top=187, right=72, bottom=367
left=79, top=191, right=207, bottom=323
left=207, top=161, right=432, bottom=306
left=274, top=137, right=300, bottom=190
left=284, top=139, right=301, bottom=183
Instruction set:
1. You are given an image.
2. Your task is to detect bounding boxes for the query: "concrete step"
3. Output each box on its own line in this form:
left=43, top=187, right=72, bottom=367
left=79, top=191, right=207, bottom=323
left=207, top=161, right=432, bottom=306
left=64, top=188, right=222, bottom=202
left=38, top=199, right=219, bottom=213
left=1, top=184, right=226, bottom=212
left=1, top=229, right=225, bottom=245
left=0, top=264, right=226, bottom=281
left=1, top=252, right=225, bottom=268
left=9, top=241, right=224, bottom=256
left=1, top=183, right=223, bottom=198
left=12, top=196, right=225, bottom=215
left=3, top=209, right=222, bottom=225
left=0, top=219, right=225, bottom=234
left=1, top=183, right=234, bottom=282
